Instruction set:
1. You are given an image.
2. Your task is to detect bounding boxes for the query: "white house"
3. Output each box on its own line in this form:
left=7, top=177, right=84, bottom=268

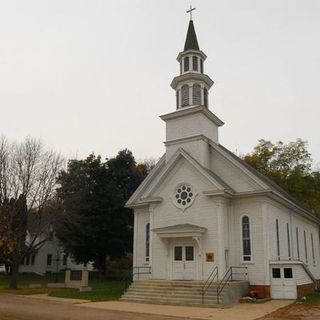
left=125, top=18, right=320, bottom=302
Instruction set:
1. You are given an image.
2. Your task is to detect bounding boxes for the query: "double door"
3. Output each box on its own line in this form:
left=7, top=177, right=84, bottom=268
left=270, top=266, right=297, bottom=299
left=172, top=243, right=196, bottom=280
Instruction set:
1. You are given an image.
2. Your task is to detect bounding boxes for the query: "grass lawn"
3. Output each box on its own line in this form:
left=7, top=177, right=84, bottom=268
left=0, top=273, right=125, bottom=301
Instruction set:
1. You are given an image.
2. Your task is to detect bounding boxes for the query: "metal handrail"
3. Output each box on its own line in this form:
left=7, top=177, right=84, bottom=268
left=216, top=266, right=248, bottom=304
left=133, top=265, right=152, bottom=280
left=201, top=266, right=218, bottom=304
left=122, top=265, right=152, bottom=291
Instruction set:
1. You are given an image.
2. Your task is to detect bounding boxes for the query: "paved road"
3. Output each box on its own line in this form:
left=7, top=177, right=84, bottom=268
left=0, top=294, right=188, bottom=320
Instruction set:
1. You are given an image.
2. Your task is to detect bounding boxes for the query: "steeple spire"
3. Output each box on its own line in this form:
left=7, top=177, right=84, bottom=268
left=184, top=20, right=200, bottom=51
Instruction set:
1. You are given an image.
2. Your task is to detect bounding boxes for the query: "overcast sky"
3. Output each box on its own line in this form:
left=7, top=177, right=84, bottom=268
left=0, top=0, right=319, bottom=166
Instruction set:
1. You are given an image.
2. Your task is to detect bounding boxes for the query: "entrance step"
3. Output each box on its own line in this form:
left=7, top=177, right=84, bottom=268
left=121, top=280, right=249, bottom=307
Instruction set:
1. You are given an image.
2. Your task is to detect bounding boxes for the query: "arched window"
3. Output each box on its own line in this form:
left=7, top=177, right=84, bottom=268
left=181, top=85, right=189, bottom=107
left=192, top=84, right=201, bottom=105
left=192, top=56, right=198, bottom=71
left=146, top=223, right=150, bottom=262
left=176, top=90, right=180, bottom=108
left=184, top=57, right=189, bottom=72
left=204, top=87, right=208, bottom=107
left=242, top=216, right=251, bottom=261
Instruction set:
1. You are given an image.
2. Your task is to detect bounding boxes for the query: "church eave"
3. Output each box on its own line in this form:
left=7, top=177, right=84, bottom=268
left=160, top=105, right=224, bottom=127
left=170, top=73, right=214, bottom=90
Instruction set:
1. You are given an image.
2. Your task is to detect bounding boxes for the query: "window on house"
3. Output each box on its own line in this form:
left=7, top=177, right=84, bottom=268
left=184, top=56, right=189, bottom=72
left=287, top=223, right=291, bottom=260
left=192, top=56, right=198, bottom=71
left=47, top=254, right=52, bottom=266
left=272, top=268, right=281, bottom=278
left=146, top=223, right=150, bottom=262
left=311, top=233, right=315, bottom=265
left=276, top=219, right=280, bottom=259
left=192, top=84, right=201, bottom=105
left=242, top=216, right=251, bottom=261
left=284, top=268, right=293, bottom=278
left=200, top=59, right=203, bottom=73
left=181, top=85, right=189, bottom=107
left=31, top=254, right=36, bottom=266
left=25, top=254, right=30, bottom=266
left=296, top=227, right=300, bottom=260
left=204, top=88, right=208, bottom=107
left=63, top=254, right=67, bottom=266
left=304, top=230, right=308, bottom=263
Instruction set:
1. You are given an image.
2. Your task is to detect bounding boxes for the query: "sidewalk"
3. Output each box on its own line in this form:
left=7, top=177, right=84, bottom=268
left=23, top=294, right=90, bottom=304
left=79, top=300, right=293, bottom=320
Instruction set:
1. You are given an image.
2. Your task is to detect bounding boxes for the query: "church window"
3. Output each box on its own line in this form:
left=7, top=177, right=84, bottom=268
left=146, top=223, right=150, bottom=262
left=176, top=90, right=180, bottom=108
left=304, top=230, right=308, bottom=263
left=174, top=246, right=182, bottom=261
left=242, top=216, right=251, bottom=261
left=296, top=227, right=300, bottom=260
left=184, top=56, right=189, bottom=72
left=287, top=223, right=291, bottom=260
left=276, top=219, right=280, bottom=259
left=200, top=59, right=204, bottom=73
left=311, top=233, right=315, bottom=265
left=192, top=84, right=201, bottom=105
left=204, top=87, right=208, bottom=107
left=192, top=56, right=198, bottom=71
left=181, top=85, right=189, bottom=107
left=175, top=185, right=194, bottom=207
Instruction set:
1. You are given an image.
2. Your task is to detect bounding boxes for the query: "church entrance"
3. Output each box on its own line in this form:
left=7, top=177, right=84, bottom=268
left=172, top=243, right=196, bottom=280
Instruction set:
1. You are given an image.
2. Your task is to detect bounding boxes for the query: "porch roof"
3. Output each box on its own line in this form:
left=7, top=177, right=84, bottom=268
left=152, top=223, right=207, bottom=238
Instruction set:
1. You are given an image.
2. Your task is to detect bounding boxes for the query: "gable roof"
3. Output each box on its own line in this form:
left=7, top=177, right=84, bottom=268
left=126, top=148, right=233, bottom=207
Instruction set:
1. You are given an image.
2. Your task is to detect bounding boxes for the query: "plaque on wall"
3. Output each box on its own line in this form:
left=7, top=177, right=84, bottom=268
left=206, top=252, right=214, bottom=262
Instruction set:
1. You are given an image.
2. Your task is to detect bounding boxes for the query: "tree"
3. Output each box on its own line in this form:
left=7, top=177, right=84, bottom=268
left=56, top=149, right=147, bottom=277
left=0, top=136, right=64, bottom=288
left=243, top=139, right=320, bottom=215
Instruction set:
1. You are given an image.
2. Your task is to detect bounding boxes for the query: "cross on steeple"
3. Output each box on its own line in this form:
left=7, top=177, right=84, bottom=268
left=186, top=5, right=196, bottom=21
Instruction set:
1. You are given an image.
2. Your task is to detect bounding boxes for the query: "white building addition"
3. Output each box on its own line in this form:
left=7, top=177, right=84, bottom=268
left=125, top=17, right=320, bottom=304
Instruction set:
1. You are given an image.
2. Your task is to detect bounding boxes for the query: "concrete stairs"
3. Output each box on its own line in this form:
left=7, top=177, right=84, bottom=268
left=121, top=280, right=249, bottom=307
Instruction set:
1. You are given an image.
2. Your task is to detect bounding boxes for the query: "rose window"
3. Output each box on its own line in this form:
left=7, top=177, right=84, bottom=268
left=175, top=185, right=194, bottom=208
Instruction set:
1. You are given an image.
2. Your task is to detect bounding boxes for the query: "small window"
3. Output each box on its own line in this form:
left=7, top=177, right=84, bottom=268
left=296, top=227, right=300, bottom=260
left=146, top=223, right=150, bottom=260
left=284, top=268, right=293, bottom=278
left=242, top=216, right=252, bottom=261
left=200, top=59, right=203, bottom=73
left=185, top=246, right=194, bottom=261
left=26, top=254, right=30, bottom=266
left=272, top=268, right=281, bottom=278
left=63, top=254, right=67, bottom=266
left=174, top=246, right=182, bottom=261
left=47, top=254, right=52, bottom=266
left=203, top=88, right=208, bottom=107
left=184, top=56, right=189, bottom=72
left=192, top=84, right=201, bottom=105
left=176, top=90, right=180, bottom=108
left=276, top=219, right=280, bottom=259
left=304, top=230, right=308, bottom=263
left=181, top=85, right=189, bottom=107
left=192, top=56, right=198, bottom=71
left=287, top=223, right=291, bottom=259
left=31, top=254, right=36, bottom=266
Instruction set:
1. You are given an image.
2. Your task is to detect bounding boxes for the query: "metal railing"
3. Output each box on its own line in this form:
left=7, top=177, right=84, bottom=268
left=216, top=266, right=248, bottom=304
left=123, top=265, right=152, bottom=291
left=201, top=266, right=218, bottom=304
left=133, top=265, right=152, bottom=280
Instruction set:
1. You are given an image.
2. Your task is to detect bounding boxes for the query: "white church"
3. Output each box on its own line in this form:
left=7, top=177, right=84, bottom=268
left=124, top=16, right=320, bottom=305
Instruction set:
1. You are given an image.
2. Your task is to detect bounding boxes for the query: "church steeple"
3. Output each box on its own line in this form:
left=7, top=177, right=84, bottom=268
left=171, top=18, right=214, bottom=110
left=184, top=20, right=200, bottom=51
